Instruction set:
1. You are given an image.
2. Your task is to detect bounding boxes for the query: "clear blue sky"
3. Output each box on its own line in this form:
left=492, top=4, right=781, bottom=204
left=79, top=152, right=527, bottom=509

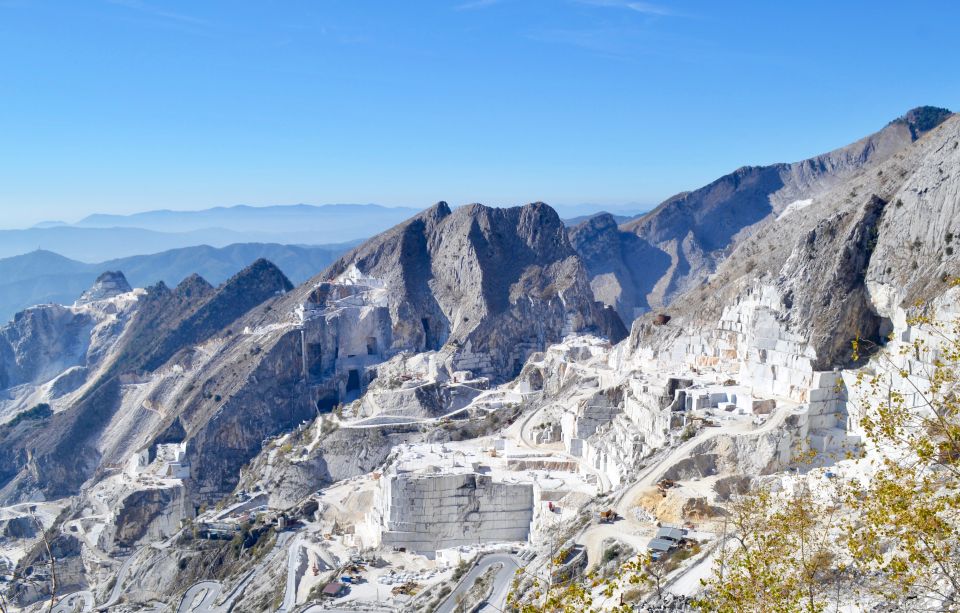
left=0, top=0, right=958, bottom=228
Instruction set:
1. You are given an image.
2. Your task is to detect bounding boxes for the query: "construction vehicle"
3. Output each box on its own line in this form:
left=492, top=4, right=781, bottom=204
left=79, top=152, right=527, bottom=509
left=597, top=509, right=618, bottom=523
left=656, top=479, right=676, bottom=497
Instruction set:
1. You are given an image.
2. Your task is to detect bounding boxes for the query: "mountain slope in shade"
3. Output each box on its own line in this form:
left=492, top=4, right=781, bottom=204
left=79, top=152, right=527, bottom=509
left=573, top=106, right=953, bottom=322
left=0, top=260, right=297, bottom=501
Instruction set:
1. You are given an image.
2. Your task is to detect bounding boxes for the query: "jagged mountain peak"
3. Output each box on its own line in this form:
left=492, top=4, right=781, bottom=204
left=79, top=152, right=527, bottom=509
left=574, top=211, right=620, bottom=233
left=892, top=105, right=952, bottom=139
left=313, top=200, right=623, bottom=379
left=3, top=110, right=960, bottom=612
left=76, top=270, right=132, bottom=305
left=222, top=257, right=293, bottom=294
left=428, top=200, right=452, bottom=217
left=173, top=272, right=214, bottom=297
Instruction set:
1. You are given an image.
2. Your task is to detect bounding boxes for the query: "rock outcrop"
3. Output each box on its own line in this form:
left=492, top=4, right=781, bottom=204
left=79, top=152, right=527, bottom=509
left=76, top=271, right=132, bottom=305
left=568, top=213, right=670, bottom=322
left=629, top=111, right=960, bottom=404
left=319, top=201, right=626, bottom=380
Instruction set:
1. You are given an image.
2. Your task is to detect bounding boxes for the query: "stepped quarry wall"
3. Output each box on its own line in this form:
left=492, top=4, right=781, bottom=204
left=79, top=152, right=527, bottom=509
left=108, top=483, right=188, bottom=549
left=376, top=472, right=534, bottom=557
left=646, top=284, right=820, bottom=404
left=297, top=280, right=394, bottom=410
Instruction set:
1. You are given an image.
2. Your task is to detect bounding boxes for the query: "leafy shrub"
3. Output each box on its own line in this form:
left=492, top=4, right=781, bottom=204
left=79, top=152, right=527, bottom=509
left=6, top=403, right=53, bottom=428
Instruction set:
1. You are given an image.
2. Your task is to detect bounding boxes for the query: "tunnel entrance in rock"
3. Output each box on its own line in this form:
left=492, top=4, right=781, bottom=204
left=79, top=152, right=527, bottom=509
left=878, top=316, right=894, bottom=345
left=421, top=318, right=432, bottom=350
left=306, top=343, right=323, bottom=378
left=316, top=392, right=339, bottom=414
left=346, top=369, right=361, bottom=393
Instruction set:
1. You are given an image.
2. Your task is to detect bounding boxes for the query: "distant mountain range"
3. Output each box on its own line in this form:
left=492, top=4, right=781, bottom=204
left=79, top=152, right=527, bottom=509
left=70, top=203, right=419, bottom=235
left=3, top=204, right=420, bottom=261
left=562, top=211, right=638, bottom=226
left=4, top=203, right=650, bottom=262
left=0, top=242, right=355, bottom=324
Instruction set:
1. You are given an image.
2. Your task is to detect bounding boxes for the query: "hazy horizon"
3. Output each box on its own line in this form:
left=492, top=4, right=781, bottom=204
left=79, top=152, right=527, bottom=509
left=2, top=1, right=958, bottom=228
left=4, top=200, right=652, bottom=231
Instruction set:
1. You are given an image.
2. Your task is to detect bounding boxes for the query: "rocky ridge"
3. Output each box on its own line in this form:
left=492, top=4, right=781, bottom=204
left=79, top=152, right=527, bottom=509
left=1, top=108, right=958, bottom=612
left=574, top=106, right=953, bottom=322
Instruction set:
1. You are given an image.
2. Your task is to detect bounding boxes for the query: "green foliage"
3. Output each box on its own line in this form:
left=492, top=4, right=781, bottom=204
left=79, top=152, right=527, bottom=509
left=699, top=282, right=960, bottom=611
left=452, top=559, right=471, bottom=582
left=844, top=297, right=960, bottom=607
left=5, top=403, right=52, bottom=428
left=694, top=484, right=844, bottom=613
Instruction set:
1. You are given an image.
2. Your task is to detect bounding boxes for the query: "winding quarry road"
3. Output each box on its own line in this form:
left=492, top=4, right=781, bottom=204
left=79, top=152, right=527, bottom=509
left=54, top=545, right=138, bottom=613
left=279, top=532, right=306, bottom=613
left=435, top=553, right=522, bottom=613
left=96, top=550, right=139, bottom=611
left=177, top=581, right=222, bottom=613
left=51, top=591, right=94, bottom=613
left=172, top=530, right=294, bottom=613
left=537, top=397, right=796, bottom=568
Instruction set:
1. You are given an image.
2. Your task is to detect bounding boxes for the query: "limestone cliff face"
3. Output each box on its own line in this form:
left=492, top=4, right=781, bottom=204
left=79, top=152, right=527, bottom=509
left=577, top=107, right=953, bottom=322
left=320, top=202, right=625, bottom=379
left=0, top=272, right=137, bottom=397
left=0, top=202, right=622, bottom=507
left=110, top=485, right=187, bottom=549
left=76, top=271, right=132, bottom=305
left=776, top=195, right=887, bottom=370
left=179, top=328, right=314, bottom=502
left=568, top=213, right=671, bottom=322
left=0, top=260, right=296, bottom=503
left=11, top=532, right=86, bottom=607
left=0, top=305, right=96, bottom=393
left=630, top=112, right=960, bottom=401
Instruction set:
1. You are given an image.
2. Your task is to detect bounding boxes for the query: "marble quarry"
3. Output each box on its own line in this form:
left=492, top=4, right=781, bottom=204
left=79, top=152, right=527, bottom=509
left=297, top=270, right=394, bottom=411
left=358, top=440, right=595, bottom=558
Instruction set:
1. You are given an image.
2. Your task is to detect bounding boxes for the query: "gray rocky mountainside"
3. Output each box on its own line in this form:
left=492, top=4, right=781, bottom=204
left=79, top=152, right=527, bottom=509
left=573, top=106, right=953, bottom=323
left=318, top=201, right=626, bottom=375
left=1, top=108, right=959, bottom=613
left=0, top=261, right=295, bottom=502
left=76, top=271, right=132, bottom=305
left=0, top=201, right=623, bottom=507
left=632, top=110, right=960, bottom=380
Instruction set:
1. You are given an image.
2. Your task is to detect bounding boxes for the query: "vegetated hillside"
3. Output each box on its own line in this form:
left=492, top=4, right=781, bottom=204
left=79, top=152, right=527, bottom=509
left=0, top=242, right=355, bottom=324
left=572, top=106, right=953, bottom=323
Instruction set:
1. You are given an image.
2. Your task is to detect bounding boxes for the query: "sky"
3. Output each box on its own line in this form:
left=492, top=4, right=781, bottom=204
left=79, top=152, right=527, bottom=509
left=0, top=0, right=958, bottom=228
